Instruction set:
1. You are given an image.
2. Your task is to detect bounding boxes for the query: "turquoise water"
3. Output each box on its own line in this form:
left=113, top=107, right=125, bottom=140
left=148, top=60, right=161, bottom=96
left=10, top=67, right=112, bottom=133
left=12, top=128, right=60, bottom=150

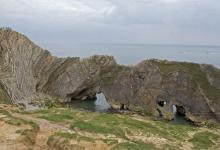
left=70, top=93, right=111, bottom=112
left=70, top=93, right=189, bottom=124
left=172, top=114, right=191, bottom=125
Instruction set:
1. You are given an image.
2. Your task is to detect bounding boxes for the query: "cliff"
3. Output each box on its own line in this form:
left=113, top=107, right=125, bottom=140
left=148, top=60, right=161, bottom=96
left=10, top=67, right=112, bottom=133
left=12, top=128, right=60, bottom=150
left=0, top=28, right=220, bottom=123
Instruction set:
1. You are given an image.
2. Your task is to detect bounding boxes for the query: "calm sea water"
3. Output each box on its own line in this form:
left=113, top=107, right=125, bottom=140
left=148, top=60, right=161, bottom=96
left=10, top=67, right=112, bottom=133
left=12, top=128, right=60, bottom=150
left=41, top=43, right=220, bottom=68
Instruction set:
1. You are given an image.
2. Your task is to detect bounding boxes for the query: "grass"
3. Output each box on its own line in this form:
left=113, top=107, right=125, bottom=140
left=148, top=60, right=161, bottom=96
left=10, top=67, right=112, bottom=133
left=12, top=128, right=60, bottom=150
left=35, top=108, right=198, bottom=141
left=50, top=132, right=159, bottom=150
left=1, top=105, right=220, bottom=149
left=51, top=132, right=94, bottom=142
left=41, top=113, right=73, bottom=122
left=71, top=120, right=126, bottom=138
left=71, top=112, right=198, bottom=141
left=111, top=142, right=158, bottom=150
left=0, top=99, right=12, bottom=104
left=27, top=120, right=40, bottom=131
left=24, top=109, right=51, bottom=114
left=48, top=131, right=119, bottom=148
left=47, top=132, right=93, bottom=150
left=5, top=118, right=23, bottom=125
left=25, top=107, right=220, bottom=149
left=36, top=108, right=97, bottom=123
left=153, top=120, right=197, bottom=140
left=189, top=131, right=220, bottom=149
left=0, top=109, right=24, bottom=126
left=0, top=107, right=40, bottom=131
left=0, top=107, right=40, bottom=146
left=0, top=109, right=12, bottom=117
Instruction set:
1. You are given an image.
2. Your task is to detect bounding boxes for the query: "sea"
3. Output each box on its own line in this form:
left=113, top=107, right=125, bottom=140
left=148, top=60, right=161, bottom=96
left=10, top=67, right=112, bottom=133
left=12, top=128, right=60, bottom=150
left=40, top=43, right=220, bottom=68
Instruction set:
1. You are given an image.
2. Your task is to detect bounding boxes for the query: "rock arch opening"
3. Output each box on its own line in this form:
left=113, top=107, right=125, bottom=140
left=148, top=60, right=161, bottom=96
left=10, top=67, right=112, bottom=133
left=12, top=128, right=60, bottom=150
left=172, top=105, right=190, bottom=124
left=69, top=92, right=111, bottom=112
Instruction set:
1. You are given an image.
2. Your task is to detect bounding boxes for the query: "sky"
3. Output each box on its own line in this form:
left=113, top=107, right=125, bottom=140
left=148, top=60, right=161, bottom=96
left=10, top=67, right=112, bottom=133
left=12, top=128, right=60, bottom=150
left=0, top=0, right=220, bottom=46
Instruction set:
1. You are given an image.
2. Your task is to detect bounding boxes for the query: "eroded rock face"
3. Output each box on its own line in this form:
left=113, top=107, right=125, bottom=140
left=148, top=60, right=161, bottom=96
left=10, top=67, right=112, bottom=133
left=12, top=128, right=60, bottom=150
left=0, top=28, right=220, bottom=123
left=101, top=61, right=216, bottom=122
left=0, top=28, right=116, bottom=104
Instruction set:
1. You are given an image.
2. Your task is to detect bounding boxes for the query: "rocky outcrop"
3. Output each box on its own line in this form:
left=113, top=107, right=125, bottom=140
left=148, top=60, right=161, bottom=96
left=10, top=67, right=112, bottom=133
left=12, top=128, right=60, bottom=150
left=0, top=28, right=116, bottom=104
left=101, top=60, right=220, bottom=123
left=0, top=28, right=220, bottom=123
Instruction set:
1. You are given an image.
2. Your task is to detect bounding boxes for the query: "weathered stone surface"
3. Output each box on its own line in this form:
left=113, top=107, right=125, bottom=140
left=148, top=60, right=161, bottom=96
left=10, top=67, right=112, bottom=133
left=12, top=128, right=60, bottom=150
left=0, top=28, right=220, bottom=123
left=100, top=60, right=218, bottom=122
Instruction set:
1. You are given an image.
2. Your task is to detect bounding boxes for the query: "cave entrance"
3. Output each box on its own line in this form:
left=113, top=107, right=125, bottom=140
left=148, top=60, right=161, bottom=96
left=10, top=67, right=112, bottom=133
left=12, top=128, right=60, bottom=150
left=70, top=93, right=111, bottom=112
left=157, top=101, right=166, bottom=107
left=172, top=105, right=190, bottom=125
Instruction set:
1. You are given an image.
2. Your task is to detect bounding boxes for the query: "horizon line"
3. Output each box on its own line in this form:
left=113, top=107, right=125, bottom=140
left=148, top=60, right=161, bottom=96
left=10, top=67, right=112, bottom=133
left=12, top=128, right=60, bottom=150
left=38, top=42, right=220, bottom=48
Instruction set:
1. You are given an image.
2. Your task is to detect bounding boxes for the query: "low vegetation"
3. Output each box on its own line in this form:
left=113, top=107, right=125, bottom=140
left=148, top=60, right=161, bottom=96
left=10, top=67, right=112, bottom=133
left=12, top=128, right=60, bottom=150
left=189, top=131, right=220, bottom=149
left=31, top=107, right=219, bottom=149
left=0, top=108, right=39, bottom=131
left=0, top=105, right=40, bottom=147
left=0, top=104, right=220, bottom=150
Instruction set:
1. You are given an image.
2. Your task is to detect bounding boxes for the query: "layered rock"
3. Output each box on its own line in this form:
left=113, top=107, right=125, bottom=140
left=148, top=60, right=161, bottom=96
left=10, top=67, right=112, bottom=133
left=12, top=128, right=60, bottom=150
left=0, top=28, right=220, bottom=123
left=101, top=60, right=220, bottom=123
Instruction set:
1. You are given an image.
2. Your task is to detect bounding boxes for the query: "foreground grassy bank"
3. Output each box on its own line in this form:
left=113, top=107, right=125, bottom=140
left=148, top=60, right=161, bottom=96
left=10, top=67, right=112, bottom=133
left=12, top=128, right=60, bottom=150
left=0, top=104, right=220, bottom=150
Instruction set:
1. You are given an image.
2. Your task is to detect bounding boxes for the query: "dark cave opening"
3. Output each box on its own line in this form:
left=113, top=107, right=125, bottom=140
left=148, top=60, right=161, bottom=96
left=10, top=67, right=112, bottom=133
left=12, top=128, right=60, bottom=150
left=120, top=104, right=129, bottom=110
left=157, top=100, right=166, bottom=107
left=175, top=105, right=186, bottom=117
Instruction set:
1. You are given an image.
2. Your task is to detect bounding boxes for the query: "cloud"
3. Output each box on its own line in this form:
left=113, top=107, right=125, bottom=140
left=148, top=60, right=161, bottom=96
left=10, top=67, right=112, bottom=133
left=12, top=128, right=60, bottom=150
left=0, top=0, right=115, bottom=21
left=0, top=0, right=220, bottom=45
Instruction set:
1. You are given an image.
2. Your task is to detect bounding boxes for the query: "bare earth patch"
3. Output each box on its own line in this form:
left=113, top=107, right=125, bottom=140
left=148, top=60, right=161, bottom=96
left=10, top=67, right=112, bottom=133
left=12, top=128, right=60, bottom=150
left=0, top=104, right=220, bottom=150
left=0, top=120, right=30, bottom=150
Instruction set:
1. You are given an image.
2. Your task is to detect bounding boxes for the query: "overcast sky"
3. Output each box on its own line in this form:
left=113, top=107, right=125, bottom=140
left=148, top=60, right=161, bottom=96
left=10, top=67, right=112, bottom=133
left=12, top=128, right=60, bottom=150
left=0, top=0, right=220, bottom=45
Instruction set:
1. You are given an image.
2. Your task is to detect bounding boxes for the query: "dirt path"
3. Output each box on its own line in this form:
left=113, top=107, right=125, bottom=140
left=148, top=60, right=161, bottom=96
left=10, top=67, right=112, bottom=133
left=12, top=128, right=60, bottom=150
left=0, top=103, right=74, bottom=150
left=1, top=110, right=116, bottom=150
left=0, top=120, right=30, bottom=150
left=12, top=113, right=73, bottom=150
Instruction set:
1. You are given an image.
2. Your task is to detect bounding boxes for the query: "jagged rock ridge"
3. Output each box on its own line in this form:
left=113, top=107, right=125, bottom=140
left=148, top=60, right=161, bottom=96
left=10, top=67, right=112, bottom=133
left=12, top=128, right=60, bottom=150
left=0, top=28, right=220, bottom=123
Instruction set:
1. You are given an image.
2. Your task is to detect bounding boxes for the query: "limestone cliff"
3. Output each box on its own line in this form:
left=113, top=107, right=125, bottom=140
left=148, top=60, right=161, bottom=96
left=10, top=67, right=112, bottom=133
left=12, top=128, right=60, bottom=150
left=0, top=28, right=220, bottom=123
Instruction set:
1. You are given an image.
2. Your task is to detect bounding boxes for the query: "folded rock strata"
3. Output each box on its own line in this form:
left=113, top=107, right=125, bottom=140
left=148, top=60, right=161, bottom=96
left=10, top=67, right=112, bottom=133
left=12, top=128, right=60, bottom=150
left=0, top=28, right=220, bottom=123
